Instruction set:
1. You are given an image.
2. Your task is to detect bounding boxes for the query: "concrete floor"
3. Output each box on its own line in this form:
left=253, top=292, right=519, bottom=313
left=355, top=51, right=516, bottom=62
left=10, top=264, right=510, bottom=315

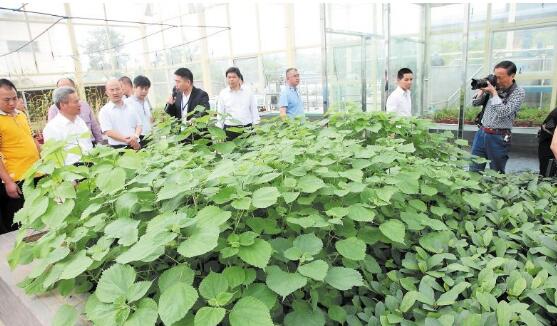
left=505, top=148, right=539, bottom=173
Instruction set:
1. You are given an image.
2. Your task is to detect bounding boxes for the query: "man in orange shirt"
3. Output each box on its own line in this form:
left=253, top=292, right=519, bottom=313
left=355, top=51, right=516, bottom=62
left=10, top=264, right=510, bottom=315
left=0, top=79, right=41, bottom=233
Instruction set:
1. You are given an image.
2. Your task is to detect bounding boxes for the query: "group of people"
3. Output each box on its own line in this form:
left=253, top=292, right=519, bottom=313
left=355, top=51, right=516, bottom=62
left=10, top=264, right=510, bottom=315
left=2, top=59, right=557, bottom=233
left=0, top=66, right=306, bottom=233
left=386, top=61, right=557, bottom=177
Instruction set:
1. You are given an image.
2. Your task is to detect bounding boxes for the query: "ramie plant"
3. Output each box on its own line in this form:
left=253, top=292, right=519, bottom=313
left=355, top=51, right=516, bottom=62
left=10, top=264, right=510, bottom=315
left=8, top=110, right=557, bottom=326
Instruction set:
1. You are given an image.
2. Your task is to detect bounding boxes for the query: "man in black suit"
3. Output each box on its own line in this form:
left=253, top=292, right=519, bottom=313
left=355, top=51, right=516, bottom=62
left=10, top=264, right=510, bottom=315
left=165, top=68, right=210, bottom=122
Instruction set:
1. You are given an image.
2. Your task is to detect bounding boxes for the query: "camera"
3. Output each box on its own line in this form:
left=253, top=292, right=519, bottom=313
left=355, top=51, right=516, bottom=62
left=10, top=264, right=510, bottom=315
left=471, top=74, right=497, bottom=90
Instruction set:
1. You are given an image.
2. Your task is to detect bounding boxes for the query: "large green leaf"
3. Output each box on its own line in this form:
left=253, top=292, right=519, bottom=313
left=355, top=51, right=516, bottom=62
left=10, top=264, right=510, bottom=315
left=347, top=205, right=375, bottom=222
left=124, top=298, right=158, bottom=326
left=116, top=231, right=176, bottom=264
left=335, top=237, right=366, bottom=261
left=324, top=267, right=364, bottom=291
left=243, top=283, right=277, bottom=309
left=265, top=266, right=307, bottom=298
left=298, top=260, right=329, bottom=281
left=53, top=304, right=78, bottom=326
left=41, top=199, right=75, bottom=229
left=158, top=282, right=198, bottom=326
left=293, top=233, right=323, bottom=256
left=158, top=265, right=195, bottom=292
left=104, top=218, right=140, bottom=246
left=95, top=264, right=136, bottom=303
left=379, top=219, right=406, bottom=244
left=496, top=300, right=512, bottom=326
left=199, top=272, right=228, bottom=300
left=229, top=296, right=273, bottom=326
left=238, top=238, right=272, bottom=268
left=194, top=307, right=226, bottom=326
left=252, top=187, right=280, bottom=208
left=195, top=206, right=232, bottom=228
left=96, top=167, right=126, bottom=194
left=178, top=224, right=221, bottom=258
left=436, top=282, right=470, bottom=306
left=59, top=250, right=93, bottom=280
left=297, top=175, right=326, bottom=193
left=419, top=231, right=452, bottom=254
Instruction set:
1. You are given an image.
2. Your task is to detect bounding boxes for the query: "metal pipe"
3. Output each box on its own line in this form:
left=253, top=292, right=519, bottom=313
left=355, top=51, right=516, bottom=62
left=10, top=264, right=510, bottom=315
left=382, top=3, right=390, bottom=112
left=361, top=36, right=367, bottom=112
left=458, top=4, right=471, bottom=139
left=320, top=4, right=329, bottom=112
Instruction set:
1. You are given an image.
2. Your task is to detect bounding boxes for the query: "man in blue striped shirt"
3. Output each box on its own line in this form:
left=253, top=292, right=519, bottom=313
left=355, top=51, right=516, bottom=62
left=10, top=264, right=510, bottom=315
left=279, top=68, right=305, bottom=120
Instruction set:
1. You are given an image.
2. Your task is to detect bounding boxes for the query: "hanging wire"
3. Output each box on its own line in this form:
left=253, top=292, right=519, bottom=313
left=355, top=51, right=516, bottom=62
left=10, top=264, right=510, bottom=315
left=0, top=6, right=229, bottom=29
left=0, top=6, right=231, bottom=58
left=0, top=17, right=64, bottom=58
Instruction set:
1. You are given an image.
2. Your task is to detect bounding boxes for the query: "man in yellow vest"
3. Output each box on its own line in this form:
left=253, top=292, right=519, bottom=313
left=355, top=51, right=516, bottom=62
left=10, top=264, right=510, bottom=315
left=0, top=79, right=40, bottom=233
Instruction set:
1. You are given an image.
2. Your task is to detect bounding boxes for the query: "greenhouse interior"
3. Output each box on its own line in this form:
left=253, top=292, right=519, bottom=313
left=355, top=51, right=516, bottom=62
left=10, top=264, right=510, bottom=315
left=1, top=1, right=557, bottom=326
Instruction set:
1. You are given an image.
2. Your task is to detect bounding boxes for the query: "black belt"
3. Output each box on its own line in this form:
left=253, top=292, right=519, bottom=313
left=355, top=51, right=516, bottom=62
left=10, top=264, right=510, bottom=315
left=224, top=123, right=252, bottom=129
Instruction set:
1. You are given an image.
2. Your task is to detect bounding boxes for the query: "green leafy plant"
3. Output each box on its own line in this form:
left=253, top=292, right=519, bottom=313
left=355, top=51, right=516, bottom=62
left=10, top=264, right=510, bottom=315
left=9, top=111, right=557, bottom=325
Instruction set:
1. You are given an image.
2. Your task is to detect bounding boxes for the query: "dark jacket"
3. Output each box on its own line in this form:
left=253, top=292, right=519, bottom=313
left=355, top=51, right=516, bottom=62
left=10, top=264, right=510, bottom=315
left=165, top=86, right=210, bottom=120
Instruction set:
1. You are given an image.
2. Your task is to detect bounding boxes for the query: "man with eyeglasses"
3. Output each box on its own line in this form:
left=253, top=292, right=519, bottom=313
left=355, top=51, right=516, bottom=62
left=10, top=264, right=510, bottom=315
left=0, top=79, right=41, bottom=234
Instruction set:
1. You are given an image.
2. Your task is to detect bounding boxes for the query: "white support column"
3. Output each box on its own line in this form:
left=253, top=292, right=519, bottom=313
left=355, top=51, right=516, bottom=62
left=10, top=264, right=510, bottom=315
left=140, top=25, right=151, bottom=71
left=420, top=4, right=431, bottom=116
left=255, top=3, right=265, bottom=93
left=285, top=4, right=296, bottom=67
left=64, top=3, right=85, bottom=98
left=369, top=4, right=378, bottom=111
left=102, top=4, right=117, bottom=76
left=483, top=4, right=492, bottom=75
left=22, top=5, right=39, bottom=73
left=551, top=40, right=557, bottom=109
left=225, top=4, right=234, bottom=66
left=505, top=4, right=516, bottom=52
left=198, top=6, right=213, bottom=95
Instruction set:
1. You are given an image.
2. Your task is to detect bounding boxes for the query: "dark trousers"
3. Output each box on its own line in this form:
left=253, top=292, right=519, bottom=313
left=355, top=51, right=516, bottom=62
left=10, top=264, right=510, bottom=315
left=111, top=144, right=132, bottom=149
left=538, top=141, right=556, bottom=176
left=224, top=124, right=252, bottom=141
left=470, top=128, right=511, bottom=173
left=139, top=135, right=149, bottom=148
left=0, top=177, right=41, bottom=234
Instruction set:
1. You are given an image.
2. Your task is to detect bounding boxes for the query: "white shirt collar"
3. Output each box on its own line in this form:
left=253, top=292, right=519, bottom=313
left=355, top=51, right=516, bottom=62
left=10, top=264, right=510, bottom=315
left=227, top=85, right=245, bottom=93
left=54, top=112, right=80, bottom=125
left=105, top=100, right=127, bottom=110
left=396, top=86, right=411, bottom=96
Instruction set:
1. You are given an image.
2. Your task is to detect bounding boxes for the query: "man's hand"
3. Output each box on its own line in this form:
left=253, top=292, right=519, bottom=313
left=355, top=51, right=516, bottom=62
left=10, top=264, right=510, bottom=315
left=481, top=81, right=497, bottom=96
left=130, top=140, right=141, bottom=150
left=5, top=181, right=21, bottom=199
left=167, top=95, right=175, bottom=105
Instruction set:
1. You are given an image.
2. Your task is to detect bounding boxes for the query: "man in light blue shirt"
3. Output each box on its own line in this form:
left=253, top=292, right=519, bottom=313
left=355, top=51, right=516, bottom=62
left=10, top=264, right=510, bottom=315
left=279, top=68, right=304, bottom=119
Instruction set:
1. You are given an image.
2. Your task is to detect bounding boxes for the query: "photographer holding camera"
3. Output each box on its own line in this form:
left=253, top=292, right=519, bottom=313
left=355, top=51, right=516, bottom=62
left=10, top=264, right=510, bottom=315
left=469, top=60, right=525, bottom=173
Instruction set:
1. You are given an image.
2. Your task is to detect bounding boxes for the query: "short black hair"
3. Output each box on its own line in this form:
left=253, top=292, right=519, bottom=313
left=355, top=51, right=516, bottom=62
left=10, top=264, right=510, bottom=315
left=133, top=75, right=151, bottom=88
left=397, top=68, right=413, bottom=80
left=119, top=76, right=133, bottom=86
left=0, top=79, right=17, bottom=92
left=174, top=68, right=194, bottom=83
left=494, top=60, right=517, bottom=76
left=225, top=67, right=243, bottom=81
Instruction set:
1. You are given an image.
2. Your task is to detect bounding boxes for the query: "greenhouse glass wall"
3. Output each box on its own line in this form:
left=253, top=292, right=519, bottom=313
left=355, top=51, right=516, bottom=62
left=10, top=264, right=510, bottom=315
left=1, top=2, right=557, bottom=133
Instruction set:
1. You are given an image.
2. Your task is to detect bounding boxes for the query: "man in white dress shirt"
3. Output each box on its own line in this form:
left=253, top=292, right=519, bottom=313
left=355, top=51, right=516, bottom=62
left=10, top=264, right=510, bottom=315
left=217, top=67, right=260, bottom=141
left=43, top=86, right=93, bottom=165
left=98, top=79, right=142, bottom=150
left=124, top=75, right=153, bottom=146
left=386, top=68, right=413, bottom=117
